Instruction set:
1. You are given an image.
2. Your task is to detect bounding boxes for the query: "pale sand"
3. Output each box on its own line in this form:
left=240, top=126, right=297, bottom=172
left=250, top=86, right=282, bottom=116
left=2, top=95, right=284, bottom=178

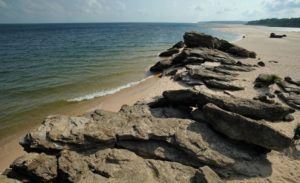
left=1, top=25, right=300, bottom=182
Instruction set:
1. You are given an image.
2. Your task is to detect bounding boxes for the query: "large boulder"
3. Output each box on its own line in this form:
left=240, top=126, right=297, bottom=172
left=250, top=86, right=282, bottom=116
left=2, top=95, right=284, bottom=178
left=183, top=32, right=256, bottom=58
left=0, top=176, right=21, bottom=183
left=201, top=103, right=293, bottom=150
left=184, top=32, right=221, bottom=49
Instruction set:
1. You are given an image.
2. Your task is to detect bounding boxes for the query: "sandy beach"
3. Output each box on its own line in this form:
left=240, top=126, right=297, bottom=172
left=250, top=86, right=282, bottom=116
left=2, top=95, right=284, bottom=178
left=1, top=24, right=300, bottom=182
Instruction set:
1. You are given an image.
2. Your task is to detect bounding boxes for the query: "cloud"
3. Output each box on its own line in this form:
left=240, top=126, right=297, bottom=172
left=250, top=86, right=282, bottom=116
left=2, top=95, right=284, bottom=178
left=195, top=6, right=203, bottom=11
left=0, top=0, right=7, bottom=8
left=216, top=8, right=233, bottom=15
left=263, top=0, right=300, bottom=11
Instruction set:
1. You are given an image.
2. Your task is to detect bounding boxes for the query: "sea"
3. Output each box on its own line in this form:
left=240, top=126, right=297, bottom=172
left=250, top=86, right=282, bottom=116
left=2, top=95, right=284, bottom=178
left=0, top=23, right=241, bottom=138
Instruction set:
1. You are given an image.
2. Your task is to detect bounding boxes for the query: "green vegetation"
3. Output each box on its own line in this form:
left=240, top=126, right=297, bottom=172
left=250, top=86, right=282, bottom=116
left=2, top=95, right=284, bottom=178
left=265, top=74, right=282, bottom=85
left=294, top=124, right=300, bottom=140
left=247, top=18, right=300, bottom=28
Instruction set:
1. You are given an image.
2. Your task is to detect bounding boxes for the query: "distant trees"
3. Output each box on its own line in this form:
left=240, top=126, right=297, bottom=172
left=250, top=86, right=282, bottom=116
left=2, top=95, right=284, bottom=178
left=247, top=18, right=300, bottom=28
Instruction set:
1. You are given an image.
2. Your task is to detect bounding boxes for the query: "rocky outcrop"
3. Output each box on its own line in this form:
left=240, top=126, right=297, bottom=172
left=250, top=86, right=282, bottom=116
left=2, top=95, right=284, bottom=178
left=163, top=89, right=295, bottom=121
left=183, top=32, right=256, bottom=58
left=201, top=103, right=292, bottom=150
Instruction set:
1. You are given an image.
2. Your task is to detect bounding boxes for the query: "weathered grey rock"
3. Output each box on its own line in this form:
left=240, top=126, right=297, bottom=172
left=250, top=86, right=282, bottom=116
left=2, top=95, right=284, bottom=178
left=204, top=79, right=244, bottom=91
left=218, top=65, right=255, bottom=72
left=162, top=67, right=178, bottom=76
left=0, top=175, right=21, bottom=183
left=183, top=32, right=256, bottom=58
left=181, top=75, right=205, bottom=86
left=195, top=166, right=224, bottom=183
left=159, top=48, right=180, bottom=57
left=172, top=48, right=237, bottom=66
left=150, top=59, right=172, bottom=72
left=202, top=103, right=293, bottom=150
left=285, top=76, right=300, bottom=87
left=184, top=32, right=221, bottom=49
left=277, top=91, right=300, bottom=110
left=189, top=66, right=236, bottom=82
left=19, top=103, right=264, bottom=174
left=163, top=90, right=295, bottom=121
left=207, top=67, right=239, bottom=77
left=171, top=41, right=185, bottom=49
left=253, top=95, right=275, bottom=104
left=58, top=148, right=218, bottom=183
left=6, top=153, right=57, bottom=183
left=117, top=140, right=204, bottom=167
left=277, top=81, right=300, bottom=94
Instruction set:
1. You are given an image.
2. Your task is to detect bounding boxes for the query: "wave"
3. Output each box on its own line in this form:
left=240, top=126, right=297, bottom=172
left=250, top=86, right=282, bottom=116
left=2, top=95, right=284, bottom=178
left=67, top=77, right=150, bottom=102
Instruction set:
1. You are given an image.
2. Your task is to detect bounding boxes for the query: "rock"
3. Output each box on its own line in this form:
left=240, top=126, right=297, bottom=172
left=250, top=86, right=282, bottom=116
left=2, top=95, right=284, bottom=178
left=6, top=153, right=57, bottom=183
left=184, top=32, right=221, bottom=49
left=276, top=91, right=300, bottom=110
left=277, top=80, right=300, bottom=94
left=171, top=41, right=185, bottom=49
left=162, top=67, right=178, bottom=76
left=181, top=75, right=205, bottom=86
left=19, top=103, right=265, bottom=176
left=285, top=76, right=300, bottom=87
left=58, top=149, right=209, bottom=183
left=183, top=57, right=205, bottom=65
left=204, top=79, right=244, bottom=91
left=0, top=175, right=21, bottom=183
left=172, top=48, right=236, bottom=66
left=150, top=59, right=172, bottom=72
left=270, top=33, right=287, bottom=38
left=255, top=74, right=282, bottom=86
left=117, top=140, right=204, bottom=167
left=189, top=66, right=236, bottom=82
left=207, top=67, right=239, bottom=77
left=257, top=61, right=265, bottom=67
left=218, top=65, right=255, bottom=72
left=159, top=48, right=180, bottom=57
left=253, top=95, right=275, bottom=104
left=196, top=166, right=224, bottom=183
left=202, top=103, right=293, bottom=150
left=183, top=32, right=256, bottom=58
left=163, top=89, right=295, bottom=121
left=269, top=60, right=279, bottom=64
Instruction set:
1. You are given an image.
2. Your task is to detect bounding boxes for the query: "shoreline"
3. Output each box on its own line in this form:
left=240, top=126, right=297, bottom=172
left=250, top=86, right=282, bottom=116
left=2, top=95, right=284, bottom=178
left=1, top=24, right=300, bottom=180
left=0, top=74, right=185, bottom=172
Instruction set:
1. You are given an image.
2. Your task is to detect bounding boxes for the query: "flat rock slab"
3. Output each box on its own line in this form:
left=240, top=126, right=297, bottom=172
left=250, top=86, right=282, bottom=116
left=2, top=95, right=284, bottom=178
left=163, top=90, right=295, bottom=121
left=204, top=79, right=244, bottom=91
left=202, top=103, right=293, bottom=151
left=189, top=66, right=236, bottom=82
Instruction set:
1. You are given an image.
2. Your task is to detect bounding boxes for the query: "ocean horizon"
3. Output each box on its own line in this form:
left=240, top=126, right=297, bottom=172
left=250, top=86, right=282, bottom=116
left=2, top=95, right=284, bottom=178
left=0, top=22, right=241, bottom=138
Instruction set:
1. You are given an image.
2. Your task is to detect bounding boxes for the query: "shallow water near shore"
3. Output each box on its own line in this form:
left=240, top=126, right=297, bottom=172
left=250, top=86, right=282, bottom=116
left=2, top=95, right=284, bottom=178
left=0, top=23, right=240, bottom=139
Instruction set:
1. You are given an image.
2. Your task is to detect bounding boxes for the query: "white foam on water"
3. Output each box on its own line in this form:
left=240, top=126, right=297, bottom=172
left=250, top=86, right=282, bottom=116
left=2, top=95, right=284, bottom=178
left=67, top=77, right=149, bottom=102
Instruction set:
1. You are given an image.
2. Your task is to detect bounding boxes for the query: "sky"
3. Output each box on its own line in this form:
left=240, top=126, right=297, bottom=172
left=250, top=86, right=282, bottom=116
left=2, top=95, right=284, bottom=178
left=0, top=0, right=300, bottom=23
